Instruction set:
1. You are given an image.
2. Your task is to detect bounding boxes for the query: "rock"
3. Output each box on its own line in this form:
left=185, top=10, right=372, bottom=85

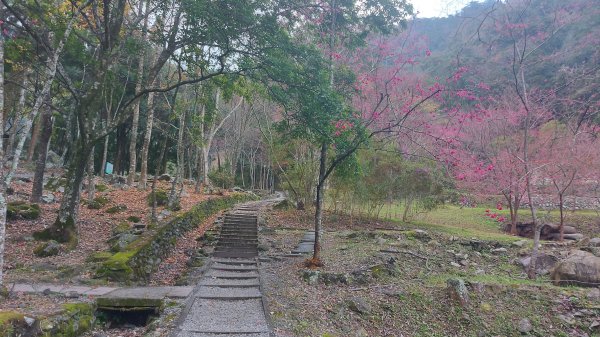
left=563, top=233, right=584, bottom=241
left=446, top=278, right=469, bottom=306
left=46, top=150, right=62, bottom=168
left=586, top=288, right=600, bottom=301
left=512, top=240, right=528, bottom=247
left=133, top=223, right=146, bottom=230
left=552, top=250, right=600, bottom=287
left=475, top=269, right=486, bottom=275
left=582, top=247, right=600, bottom=257
left=158, top=174, right=172, bottom=181
left=459, top=259, right=469, bottom=266
left=24, top=316, right=36, bottom=327
left=302, top=270, right=320, bottom=285
left=590, top=320, right=600, bottom=331
left=41, top=194, right=55, bottom=204
left=64, top=291, right=79, bottom=298
left=518, top=253, right=558, bottom=276
left=93, top=333, right=108, bottom=337
left=492, top=248, right=508, bottom=254
left=411, top=229, right=431, bottom=242
left=320, top=272, right=351, bottom=285
left=348, top=297, right=371, bottom=315
left=518, top=318, right=532, bottom=333
left=33, top=240, right=61, bottom=257
left=557, top=314, right=575, bottom=325
left=110, top=233, right=138, bottom=252
left=455, top=253, right=469, bottom=260
left=450, top=262, right=461, bottom=268
left=590, top=238, right=600, bottom=247
left=57, top=186, right=65, bottom=193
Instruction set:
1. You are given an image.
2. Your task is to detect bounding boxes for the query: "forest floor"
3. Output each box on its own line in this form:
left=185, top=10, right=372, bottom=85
left=260, top=207, right=600, bottom=337
left=1, top=170, right=220, bottom=336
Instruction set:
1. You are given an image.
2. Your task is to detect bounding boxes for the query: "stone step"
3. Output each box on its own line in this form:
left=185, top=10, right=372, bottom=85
left=198, top=278, right=261, bottom=288
left=195, top=286, right=262, bottom=299
left=219, top=234, right=258, bottom=239
left=211, top=258, right=256, bottom=265
left=178, top=298, right=269, bottom=334
left=213, top=251, right=258, bottom=259
left=211, top=263, right=257, bottom=271
left=206, top=270, right=260, bottom=279
left=215, top=242, right=258, bottom=248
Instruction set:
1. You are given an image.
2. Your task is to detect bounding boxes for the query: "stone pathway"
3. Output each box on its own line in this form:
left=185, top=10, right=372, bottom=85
left=6, top=283, right=192, bottom=298
left=172, top=198, right=282, bottom=337
left=291, top=230, right=316, bottom=255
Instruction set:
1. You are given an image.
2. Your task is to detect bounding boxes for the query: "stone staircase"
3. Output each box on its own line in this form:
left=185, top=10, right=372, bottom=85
left=173, top=201, right=276, bottom=337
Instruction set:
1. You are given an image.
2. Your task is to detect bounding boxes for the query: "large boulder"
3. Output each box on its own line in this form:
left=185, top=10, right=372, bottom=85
left=517, top=253, right=559, bottom=276
left=34, top=240, right=61, bottom=257
left=551, top=250, right=600, bottom=287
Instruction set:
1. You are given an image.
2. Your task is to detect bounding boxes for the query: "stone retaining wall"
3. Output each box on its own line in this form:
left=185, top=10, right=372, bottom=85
left=96, top=193, right=256, bottom=283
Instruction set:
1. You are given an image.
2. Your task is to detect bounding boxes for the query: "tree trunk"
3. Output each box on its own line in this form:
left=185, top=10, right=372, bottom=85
left=7, top=73, right=28, bottom=155
left=558, top=193, right=564, bottom=242
left=168, top=112, right=185, bottom=208
left=127, top=1, right=150, bottom=185
left=0, top=15, right=7, bottom=286
left=151, top=135, right=168, bottom=224
left=100, top=134, right=109, bottom=177
left=87, top=146, right=96, bottom=203
left=312, top=142, right=327, bottom=262
left=34, top=138, right=92, bottom=247
left=139, top=89, right=155, bottom=189
left=31, top=102, right=54, bottom=203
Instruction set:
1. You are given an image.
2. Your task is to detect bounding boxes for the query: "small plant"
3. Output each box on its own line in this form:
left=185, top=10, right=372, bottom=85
left=106, top=204, right=127, bottom=214
left=96, top=184, right=109, bottom=192
left=88, top=196, right=110, bottom=209
left=147, top=190, right=168, bottom=206
left=127, top=216, right=141, bottom=223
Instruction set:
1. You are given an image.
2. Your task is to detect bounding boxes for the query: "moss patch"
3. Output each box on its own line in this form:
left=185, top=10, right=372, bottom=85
left=88, top=196, right=110, bottom=210
left=7, top=202, right=41, bottom=220
left=0, top=311, right=25, bottom=336
left=33, top=216, right=78, bottom=248
left=147, top=190, right=168, bottom=207
left=106, top=204, right=127, bottom=214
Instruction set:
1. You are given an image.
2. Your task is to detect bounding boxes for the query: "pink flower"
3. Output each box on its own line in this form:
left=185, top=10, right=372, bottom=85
left=425, top=49, right=431, bottom=57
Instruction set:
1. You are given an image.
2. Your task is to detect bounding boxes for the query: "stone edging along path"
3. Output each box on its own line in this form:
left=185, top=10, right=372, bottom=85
left=171, top=198, right=283, bottom=337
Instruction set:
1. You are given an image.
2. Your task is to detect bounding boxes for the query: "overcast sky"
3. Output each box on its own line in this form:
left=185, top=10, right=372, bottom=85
left=412, top=0, right=479, bottom=18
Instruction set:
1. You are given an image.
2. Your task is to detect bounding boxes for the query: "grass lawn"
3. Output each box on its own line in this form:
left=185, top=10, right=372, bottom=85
left=329, top=201, right=600, bottom=242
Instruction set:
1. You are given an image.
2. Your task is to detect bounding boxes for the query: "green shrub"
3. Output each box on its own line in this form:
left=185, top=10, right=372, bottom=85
left=208, top=169, right=235, bottom=189
left=147, top=190, right=168, bottom=206
left=96, top=184, right=108, bottom=192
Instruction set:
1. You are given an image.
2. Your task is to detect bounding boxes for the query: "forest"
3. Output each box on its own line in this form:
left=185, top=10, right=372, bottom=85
left=0, top=0, right=599, bottom=336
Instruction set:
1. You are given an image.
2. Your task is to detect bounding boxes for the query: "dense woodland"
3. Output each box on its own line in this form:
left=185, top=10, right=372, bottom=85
left=0, top=0, right=599, bottom=286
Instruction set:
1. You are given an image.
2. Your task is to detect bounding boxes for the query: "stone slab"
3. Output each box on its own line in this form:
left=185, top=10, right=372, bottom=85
left=211, top=258, right=256, bottom=265
left=83, top=287, right=118, bottom=296
left=211, top=263, right=258, bottom=271
left=195, top=286, right=262, bottom=299
left=198, top=278, right=261, bottom=288
left=179, top=298, right=268, bottom=333
left=61, top=286, right=93, bottom=294
left=206, top=270, right=260, bottom=279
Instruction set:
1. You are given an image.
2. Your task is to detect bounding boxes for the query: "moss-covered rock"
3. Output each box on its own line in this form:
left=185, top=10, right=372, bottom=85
left=33, top=216, right=78, bottom=249
left=7, top=201, right=41, bottom=220
left=87, top=251, right=113, bottom=263
left=39, top=303, right=95, bottom=337
left=0, top=311, right=26, bottom=337
left=44, top=177, right=66, bottom=192
left=106, top=204, right=127, bottom=214
left=112, top=222, right=131, bottom=236
left=147, top=190, right=168, bottom=207
left=34, top=240, right=62, bottom=257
